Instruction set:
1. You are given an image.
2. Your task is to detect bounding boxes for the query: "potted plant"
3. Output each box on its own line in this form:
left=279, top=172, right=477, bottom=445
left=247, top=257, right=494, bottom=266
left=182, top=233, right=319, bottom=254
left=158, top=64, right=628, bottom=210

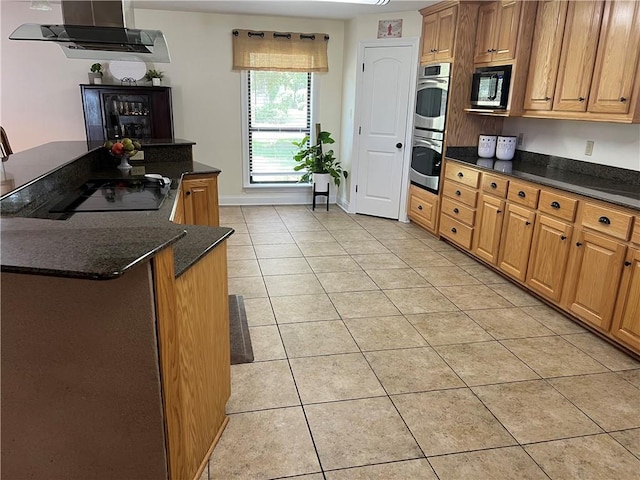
left=293, top=130, right=347, bottom=193
left=88, top=63, right=103, bottom=84
left=145, top=69, right=164, bottom=86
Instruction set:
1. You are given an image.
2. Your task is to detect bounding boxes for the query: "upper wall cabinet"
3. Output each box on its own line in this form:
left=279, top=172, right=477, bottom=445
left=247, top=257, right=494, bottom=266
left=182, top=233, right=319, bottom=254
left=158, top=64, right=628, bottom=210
left=473, top=0, right=523, bottom=64
left=523, top=0, right=569, bottom=111
left=524, top=0, right=640, bottom=123
left=420, top=4, right=458, bottom=64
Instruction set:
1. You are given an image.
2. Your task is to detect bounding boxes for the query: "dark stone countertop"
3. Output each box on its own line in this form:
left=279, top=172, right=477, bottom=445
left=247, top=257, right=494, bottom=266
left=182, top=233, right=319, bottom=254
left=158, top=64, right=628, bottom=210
left=1, top=141, right=232, bottom=280
left=444, top=149, right=640, bottom=211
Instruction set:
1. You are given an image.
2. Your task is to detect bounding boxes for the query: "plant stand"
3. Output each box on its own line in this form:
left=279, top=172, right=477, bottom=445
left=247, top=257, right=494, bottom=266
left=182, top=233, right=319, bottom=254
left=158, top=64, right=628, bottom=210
left=312, top=182, right=330, bottom=211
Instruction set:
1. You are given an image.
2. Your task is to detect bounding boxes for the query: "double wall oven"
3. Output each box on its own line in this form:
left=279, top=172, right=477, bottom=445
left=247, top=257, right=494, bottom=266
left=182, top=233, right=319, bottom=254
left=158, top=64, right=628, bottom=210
left=411, top=62, right=450, bottom=193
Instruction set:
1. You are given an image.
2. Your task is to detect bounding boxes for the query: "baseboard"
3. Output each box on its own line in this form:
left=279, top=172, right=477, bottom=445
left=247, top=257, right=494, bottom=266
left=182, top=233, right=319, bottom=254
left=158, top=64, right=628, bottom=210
left=336, top=196, right=350, bottom=213
left=220, top=191, right=338, bottom=206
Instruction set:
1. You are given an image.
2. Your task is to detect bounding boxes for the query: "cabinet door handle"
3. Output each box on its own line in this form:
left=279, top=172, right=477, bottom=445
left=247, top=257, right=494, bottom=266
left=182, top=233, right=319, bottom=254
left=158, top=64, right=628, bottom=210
left=545, top=96, right=551, bottom=101
left=578, top=96, right=585, bottom=102
left=560, top=235, right=567, bottom=240
left=598, top=216, right=611, bottom=225
left=497, top=210, right=502, bottom=214
left=455, top=190, right=461, bottom=196
left=451, top=227, right=457, bottom=234
left=550, top=201, right=561, bottom=209
left=418, top=205, right=423, bottom=210
left=518, top=191, right=526, bottom=198
left=457, top=172, right=464, bottom=178
left=624, top=261, right=632, bottom=267
left=620, top=97, right=627, bottom=103
left=487, top=49, right=492, bottom=53
left=453, top=208, right=459, bottom=214
left=185, top=191, right=191, bottom=196
left=525, top=221, right=531, bottom=226
left=576, top=242, right=583, bottom=247
left=490, top=182, right=497, bottom=189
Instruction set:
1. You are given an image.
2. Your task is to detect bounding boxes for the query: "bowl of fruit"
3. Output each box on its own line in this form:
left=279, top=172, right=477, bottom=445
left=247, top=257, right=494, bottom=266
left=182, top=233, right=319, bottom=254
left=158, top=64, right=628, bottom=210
left=103, top=138, right=142, bottom=171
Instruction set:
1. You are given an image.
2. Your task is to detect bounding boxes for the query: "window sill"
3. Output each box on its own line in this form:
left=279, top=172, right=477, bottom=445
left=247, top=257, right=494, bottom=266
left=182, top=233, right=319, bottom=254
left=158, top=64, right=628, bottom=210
left=243, top=182, right=312, bottom=190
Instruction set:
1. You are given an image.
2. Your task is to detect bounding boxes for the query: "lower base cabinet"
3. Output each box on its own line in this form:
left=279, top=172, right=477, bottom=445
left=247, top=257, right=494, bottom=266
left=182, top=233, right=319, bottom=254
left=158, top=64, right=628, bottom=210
left=526, top=214, right=573, bottom=302
left=173, top=172, right=220, bottom=227
left=562, top=230, right=627, bottom=331
left=611, top=248, right=640, bottom=350
left=408, top=185, right=439, bottom=233
left=473, top=194, right=505, bottom=264
left=498, top=203, right=536, bottom=281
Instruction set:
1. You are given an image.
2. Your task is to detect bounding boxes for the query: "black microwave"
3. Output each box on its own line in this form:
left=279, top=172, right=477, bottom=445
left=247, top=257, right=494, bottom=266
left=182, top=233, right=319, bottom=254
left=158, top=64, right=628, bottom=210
left=470, top=65, right=512, bottom=109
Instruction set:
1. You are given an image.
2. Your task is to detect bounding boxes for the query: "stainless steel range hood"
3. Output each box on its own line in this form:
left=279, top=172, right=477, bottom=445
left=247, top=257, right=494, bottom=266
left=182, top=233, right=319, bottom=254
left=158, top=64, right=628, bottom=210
left=9, top=0, right=170, bottom=63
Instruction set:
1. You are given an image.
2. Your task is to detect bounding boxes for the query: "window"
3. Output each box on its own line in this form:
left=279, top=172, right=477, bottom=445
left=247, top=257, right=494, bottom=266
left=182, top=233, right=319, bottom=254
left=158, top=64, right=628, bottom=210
left=243, top=70, right=314, bottom=185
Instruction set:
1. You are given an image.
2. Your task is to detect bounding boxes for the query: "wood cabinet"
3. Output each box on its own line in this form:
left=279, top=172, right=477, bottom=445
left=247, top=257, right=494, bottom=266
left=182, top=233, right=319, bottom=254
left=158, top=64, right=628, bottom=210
left=523, top=0, right=569, bottom=111
left=498, top=202, right=536, bottom=281
left=439, top=160, right=480, bottom=249
left=611, top=247, right=640, bottom=350
left=180, top=174, right=220, bottom=227
left=562, top=230, right=627, bottom=330
left=553, top=0, right=605, bottom=112
left=408, top=185, right=439, bottom=234
left=473, top=194, right=505, bottom=265
left=473, top=0, right=522, bottom=64
left=588, top=1, right=640, bottom=114
left=420, top=5, right=458, bottom=64
left=526, top=214, right=573, bottom=301
left=80, top=85, right=174, bottom=144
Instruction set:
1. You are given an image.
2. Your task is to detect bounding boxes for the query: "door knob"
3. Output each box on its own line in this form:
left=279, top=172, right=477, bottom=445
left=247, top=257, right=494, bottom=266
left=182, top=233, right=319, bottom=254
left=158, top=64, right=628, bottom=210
left=396, top=142, right=403, bottom=149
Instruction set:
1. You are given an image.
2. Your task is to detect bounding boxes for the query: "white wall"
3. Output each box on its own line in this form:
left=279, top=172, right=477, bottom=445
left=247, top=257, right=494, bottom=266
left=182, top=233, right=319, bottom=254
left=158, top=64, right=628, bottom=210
left=503, top=118, right=640, bottom=171
left=339, top=10, right=422, bottom=208
left=1, top=2, right=345, bottom=201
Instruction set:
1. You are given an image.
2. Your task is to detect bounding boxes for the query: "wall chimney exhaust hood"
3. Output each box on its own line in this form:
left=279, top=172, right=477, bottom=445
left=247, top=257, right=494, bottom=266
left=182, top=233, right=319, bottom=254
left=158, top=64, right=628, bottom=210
left=9, top=0, right=170, bottom=63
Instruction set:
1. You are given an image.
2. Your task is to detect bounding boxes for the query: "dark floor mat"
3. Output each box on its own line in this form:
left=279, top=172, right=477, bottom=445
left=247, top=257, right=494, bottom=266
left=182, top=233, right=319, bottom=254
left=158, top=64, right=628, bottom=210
left=229, top=294, right=254, bottom=365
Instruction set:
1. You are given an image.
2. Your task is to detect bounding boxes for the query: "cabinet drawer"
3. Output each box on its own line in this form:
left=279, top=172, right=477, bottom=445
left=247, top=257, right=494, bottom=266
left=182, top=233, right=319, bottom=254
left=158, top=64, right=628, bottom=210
left=441, top=197, right=476, bottom=226
left=507, top=181, right=540, bottom=209
left=442, top=181, right=478, bottom=207
left=482, top=174, right=509, bottom=198
left=581, top=202, right=633, bottom=241
left=538, top=190, right=578, bottom=222
left=632, top=218, right=640, bottom=245
left=439, top=214, right=474, bottom=249
left=444, top=163, right=481, bottom=189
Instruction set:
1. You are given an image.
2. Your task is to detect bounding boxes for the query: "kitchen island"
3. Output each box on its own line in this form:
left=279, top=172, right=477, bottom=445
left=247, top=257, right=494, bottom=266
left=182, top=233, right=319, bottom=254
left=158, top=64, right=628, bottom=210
left=1, top=141, right=232, bottom=480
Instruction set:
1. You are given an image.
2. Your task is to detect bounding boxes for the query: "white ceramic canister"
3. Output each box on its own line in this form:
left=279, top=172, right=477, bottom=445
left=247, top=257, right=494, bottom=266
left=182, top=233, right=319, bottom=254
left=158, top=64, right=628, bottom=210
left=496, top=136, right=517, bottom=161
left=478, top=135, right=497, bottom=158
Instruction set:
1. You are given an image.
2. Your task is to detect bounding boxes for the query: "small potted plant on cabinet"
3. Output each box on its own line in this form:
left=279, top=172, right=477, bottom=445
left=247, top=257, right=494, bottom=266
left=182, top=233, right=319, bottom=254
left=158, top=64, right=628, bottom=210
left=88, top=63, right=103, bottom=84
left=293, top=129, right=347, bottom=193
left=145, top=69, right=164, bottom=86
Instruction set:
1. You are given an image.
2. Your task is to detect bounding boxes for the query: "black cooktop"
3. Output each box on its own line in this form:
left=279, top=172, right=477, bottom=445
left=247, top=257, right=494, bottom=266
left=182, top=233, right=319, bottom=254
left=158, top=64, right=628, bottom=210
left=49, top=178, right=169, bottom=213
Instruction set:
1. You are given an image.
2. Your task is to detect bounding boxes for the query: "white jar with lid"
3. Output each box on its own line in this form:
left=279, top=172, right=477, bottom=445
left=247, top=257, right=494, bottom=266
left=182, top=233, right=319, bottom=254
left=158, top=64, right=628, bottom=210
left=496, top=136, right=517, bottom=161
left=478, top=135, right=497, bottom=158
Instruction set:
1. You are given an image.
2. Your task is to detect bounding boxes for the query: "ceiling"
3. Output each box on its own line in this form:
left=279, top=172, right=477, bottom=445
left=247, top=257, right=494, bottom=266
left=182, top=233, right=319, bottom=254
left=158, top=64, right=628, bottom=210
left=132, top=0, right=436, bottom=20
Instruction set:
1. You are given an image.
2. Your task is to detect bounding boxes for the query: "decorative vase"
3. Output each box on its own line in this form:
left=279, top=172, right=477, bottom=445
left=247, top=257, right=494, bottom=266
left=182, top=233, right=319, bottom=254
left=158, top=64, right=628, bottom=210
left=478, top=135, right=497, bottom=158
left=496, top=136, right=517, bottom=161
left=152, top=78, right=161, bottom=86
left=313, top=173, right=331, bottom=193
left=88, top=73, right=102, bottom=85
left=116, top=155, right=132, bottom=172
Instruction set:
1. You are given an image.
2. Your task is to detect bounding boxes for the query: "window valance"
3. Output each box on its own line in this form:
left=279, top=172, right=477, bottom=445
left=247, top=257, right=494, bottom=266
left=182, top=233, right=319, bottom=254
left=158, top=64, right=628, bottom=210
left=232, top=29, right=329, bottom=72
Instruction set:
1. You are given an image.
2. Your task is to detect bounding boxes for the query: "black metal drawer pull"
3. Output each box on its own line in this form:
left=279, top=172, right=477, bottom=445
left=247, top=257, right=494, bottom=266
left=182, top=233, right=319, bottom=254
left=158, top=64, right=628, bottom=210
left=560, top=235, right=567, bottom=240
left=185, top=191, right=191, bottom=196
left=545, top=96, right=551, bottom=101
left=453, top=208, right=459, bottom=214
left=490, top=182, right=497, bottom=189
left=418, top=205, right=423, bottom=210
left=451, top=227, right=457, bottom=234
left=518, top=191, right=526, bottom=198
left=624, top=261, right=632, bottom=267
left=598, top=216, right=611, bottom=225
left=620, top=97, right=627, bottom=103
left=551, top=201, right=560, bottom=209
left=576, top=242, right=583, bottom=247
left=455, top=190, right=461, bottom=196
left=457, top=172, right=464, bottom=178
left=578, top=96, right=585, bottom=102
left=497, top=210, right=502, bottom=214
left=525, top=221, right=531, bottom=226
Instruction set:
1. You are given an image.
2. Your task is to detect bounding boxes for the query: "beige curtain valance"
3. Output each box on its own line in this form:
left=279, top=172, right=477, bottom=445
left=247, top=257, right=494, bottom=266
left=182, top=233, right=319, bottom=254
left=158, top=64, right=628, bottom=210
left=232, top=29, right=329, bottom=72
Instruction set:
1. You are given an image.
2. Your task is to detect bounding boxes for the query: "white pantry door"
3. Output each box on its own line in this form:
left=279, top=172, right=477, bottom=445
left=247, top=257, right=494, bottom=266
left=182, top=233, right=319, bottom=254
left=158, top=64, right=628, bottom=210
left=355, top=44, right=414, bottom=219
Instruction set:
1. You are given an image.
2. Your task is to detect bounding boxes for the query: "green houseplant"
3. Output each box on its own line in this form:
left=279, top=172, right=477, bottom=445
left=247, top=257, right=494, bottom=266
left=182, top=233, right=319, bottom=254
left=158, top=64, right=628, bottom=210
left=145, top=69, right=164, bottom=86
left=293, top=130, right=347, bottom=191
left=88, top=63, right=103, bottom=84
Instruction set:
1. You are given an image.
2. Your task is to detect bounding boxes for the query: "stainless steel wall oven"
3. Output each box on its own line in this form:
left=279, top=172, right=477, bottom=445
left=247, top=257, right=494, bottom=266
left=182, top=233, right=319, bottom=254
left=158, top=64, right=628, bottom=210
left=414, top=63, right=450, bottom=131
left=410, top=129, right=442, bottom=193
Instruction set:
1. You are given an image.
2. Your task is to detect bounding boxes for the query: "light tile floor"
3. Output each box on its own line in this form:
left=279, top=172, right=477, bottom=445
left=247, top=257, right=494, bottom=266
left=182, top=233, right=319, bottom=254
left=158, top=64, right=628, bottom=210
left=205, top=205, right=640, bottom=480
